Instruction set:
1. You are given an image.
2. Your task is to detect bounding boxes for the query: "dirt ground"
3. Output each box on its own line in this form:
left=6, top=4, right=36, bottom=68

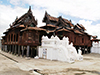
left=0, top=50, right=100, bottom=75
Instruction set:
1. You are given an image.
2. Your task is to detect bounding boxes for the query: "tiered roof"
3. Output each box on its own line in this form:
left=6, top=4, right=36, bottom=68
left=42, top=11, right=58, bottom=22
left=42, top=12, right=90, bottom=36
left=55, top=16, right=74, bottom=28
left=11, top=6, right=37, bottom=27
left=3, top=6, right=46, bottom=35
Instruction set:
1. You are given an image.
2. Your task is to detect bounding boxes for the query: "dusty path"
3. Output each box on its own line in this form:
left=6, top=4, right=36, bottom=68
left=0, top=50, right=100, bottom=75
left=0, top=53, right=32, bottom=75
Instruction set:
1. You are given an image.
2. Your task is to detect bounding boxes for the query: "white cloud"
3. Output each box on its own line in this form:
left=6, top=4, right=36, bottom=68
left=79, top=20, right=100, bottom=38
left=0, top=4, right=27, bottom=38
left=1, top=0, right=100, bottom=39
left=9, top=0, right=100, bottom=21
left=0, top=1, right=2, bottom=4
left=9, top=0, right=22, bottom=6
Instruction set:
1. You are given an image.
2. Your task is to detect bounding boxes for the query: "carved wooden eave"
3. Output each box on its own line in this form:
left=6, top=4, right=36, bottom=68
left=20, top=27, right=46, bottom=32
left=4, top=24, right=25, bottom=33
left=73, top=25, right=91, bottom=36
left=15, top=24, right=25, bottom=28
left=46, top=29, right=56, bottom=33
left=2, top=36, right=6, bottom=38
left=79, top=24, right=86, bottom=31
left=91, top=39, right=100, bottom=41
left=74, top=30, right=84, bottom=35
left=92, top=35, right=97, bottom=39
left=3, top=29, right=9, bottom=34
left=84, top=32, right=91, bottom=36
left=62, top=18, right=74, bottom=27
left=40, top=24, right=56, bottom=28
left=56, top=28, right=71, bottom=33
left=75, top=25, right=81, bottom=29
left=75, top=23, right=86, bottom=31
left=46, top=24, right=56, bottom=27
left=74, top=25, right=83, bottom=33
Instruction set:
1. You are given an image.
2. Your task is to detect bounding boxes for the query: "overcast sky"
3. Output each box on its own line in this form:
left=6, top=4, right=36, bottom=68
left=0, top=0, right=100, bottom=39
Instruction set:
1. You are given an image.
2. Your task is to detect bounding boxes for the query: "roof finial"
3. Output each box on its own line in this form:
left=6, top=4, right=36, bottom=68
left=45, top=11, right=47, bottom=14
left=9, top=24, right=12, bottom=27
left=59, top=16, right=62, bottom=18
left=15, top=16, right=18, bottom=21
left=29, top=6, right=31, bottom=9
left=28, top=6, right=32, bottom=13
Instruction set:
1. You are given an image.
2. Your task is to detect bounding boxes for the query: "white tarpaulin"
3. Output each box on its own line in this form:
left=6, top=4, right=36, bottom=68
left=38, top=36, right=83, bottom=63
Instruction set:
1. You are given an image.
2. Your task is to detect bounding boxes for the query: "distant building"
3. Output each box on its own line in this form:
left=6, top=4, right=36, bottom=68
left=91, top=36, right=100, bottom=54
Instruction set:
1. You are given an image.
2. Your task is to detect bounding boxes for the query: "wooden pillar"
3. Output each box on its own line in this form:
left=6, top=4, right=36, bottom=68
left=31, top=48, right=33, bottom=57
left=4, top=45, right=6, bottom=51
left=2, top=45, right=3, bottom=51
left=5, top=45, right=7, bottom=52
left=1, top=45, right=2, bottom=51
left=3, top=45, right=4, bottom=51
left=12, top=45, right=14, bottom=54
left=88, top=47, right=91, bottom=53
left=3, top=45, right=5, bottom=51
left=22, top=46, right=24, bottom=57
left=7, top=45, right=9, bottom=52
left=8, top=45, right=9, bottom=52
left=1, top=45, right=3, bottom=51
left=18, top=45, right=20, bottom=56
left=9, top=45, right=10, bottom=52
left=2, top=45, right=4, bottom=51
left=84, top=46, right=85, bottom=54
left=10, top=45, right=12, bottom=53
left=11, top=45, right=12, bottom=53
left=6, top=45, right=7, bottom=52
left=9, top=45, right=11, bottom=53
left=27, top=46, right=30, bottom=57
left=4, top=45, right=5, bottom=51
left=14, top=45, right=17, bottom=55
left=36, top=47, right=38, bottom=56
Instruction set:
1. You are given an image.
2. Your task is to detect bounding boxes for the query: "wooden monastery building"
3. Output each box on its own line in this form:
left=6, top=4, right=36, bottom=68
left=1, top=6, right=92, bottom=58
left=1, top=6, right=46, bottom=57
